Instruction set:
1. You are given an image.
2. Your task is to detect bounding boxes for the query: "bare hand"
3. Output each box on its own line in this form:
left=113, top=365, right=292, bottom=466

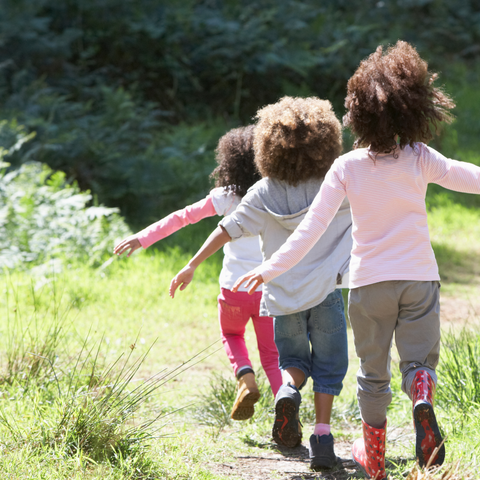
left=232, top=271, right=264, bottom=295
left=170, top=265, right=196, bottom=298
left=114, top=235, right=142, bottom=257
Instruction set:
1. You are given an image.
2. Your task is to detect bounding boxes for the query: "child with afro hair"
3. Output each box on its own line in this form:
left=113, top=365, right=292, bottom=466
left=234, top=41, right=480, bottom=479
left=115, top=126, right=283, bottom=421
left=170, top=96, right=353, bottom=471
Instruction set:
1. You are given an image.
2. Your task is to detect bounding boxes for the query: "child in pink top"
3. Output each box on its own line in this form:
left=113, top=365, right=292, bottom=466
left=234, top=41, right=480, bottom=479
left=114, top=126, right=282, bottom=420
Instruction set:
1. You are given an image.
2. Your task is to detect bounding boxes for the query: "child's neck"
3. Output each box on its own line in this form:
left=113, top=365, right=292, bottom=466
left=369, top=136, right=399, bottom=154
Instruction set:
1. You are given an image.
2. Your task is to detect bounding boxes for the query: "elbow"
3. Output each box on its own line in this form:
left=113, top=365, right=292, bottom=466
left=219, top=225, right=232, bottom=241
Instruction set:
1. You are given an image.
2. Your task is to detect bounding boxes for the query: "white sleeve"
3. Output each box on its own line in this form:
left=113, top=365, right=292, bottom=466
left=210, top=187, right=240, bottom=216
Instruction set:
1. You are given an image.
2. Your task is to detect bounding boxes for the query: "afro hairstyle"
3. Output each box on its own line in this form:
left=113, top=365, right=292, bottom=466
left=343, top=40, right=455, bottom=155
left=253, top=96, right=342, bottom=185
left=210, top=125, right=261, bottom=197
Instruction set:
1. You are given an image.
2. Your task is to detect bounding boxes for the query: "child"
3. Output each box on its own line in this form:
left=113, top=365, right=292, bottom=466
left=114, top=125, right=282, bottom=420
left=170, top=96, right=353, bottom=471
left=233, top=41, right=480, bottom=479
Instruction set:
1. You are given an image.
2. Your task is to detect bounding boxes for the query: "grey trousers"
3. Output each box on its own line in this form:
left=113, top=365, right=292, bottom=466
left=349, top=280, right=441, bottom=428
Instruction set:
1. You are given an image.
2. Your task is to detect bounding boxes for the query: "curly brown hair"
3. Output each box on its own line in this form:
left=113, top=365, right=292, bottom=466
left=253, top=96, right=342, bottom=185
left=343, top=40, right=455, bottom=154
left=210, top=125, right=261, bottom=197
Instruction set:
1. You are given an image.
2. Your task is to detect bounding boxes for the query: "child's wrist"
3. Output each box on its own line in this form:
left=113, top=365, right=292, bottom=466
left=187, top=260, right=198, bottom=269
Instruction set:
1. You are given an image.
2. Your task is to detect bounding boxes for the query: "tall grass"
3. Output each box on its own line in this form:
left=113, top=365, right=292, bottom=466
left=0, top=273, right=223, bottom=479
left=193, top=371, right=273, bottom=437
left=436, top=329, right=480, bottom=411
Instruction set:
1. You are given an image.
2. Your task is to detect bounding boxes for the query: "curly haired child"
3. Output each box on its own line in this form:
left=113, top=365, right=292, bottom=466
left=234, top=41, right=480, bottom=479
left=114, top=125, right=282, bottom=420
left=170, top=96, right=353, bottom=471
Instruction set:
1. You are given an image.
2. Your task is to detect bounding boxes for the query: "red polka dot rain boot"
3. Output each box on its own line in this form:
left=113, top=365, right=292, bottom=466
left=411, top=370, right=445, bottom=468
left=352, top=419, right=387, bottom=480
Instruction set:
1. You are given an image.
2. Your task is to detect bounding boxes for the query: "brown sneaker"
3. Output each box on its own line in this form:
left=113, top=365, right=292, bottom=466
left=230, top=372, right=260, bottom=421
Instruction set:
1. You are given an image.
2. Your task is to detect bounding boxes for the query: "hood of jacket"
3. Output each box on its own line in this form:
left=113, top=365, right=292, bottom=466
left=252, top=177, right=322, bottom=231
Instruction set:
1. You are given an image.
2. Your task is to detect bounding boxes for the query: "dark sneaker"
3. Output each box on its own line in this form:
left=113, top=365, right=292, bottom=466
left=272, top=384, right=302, bottom=448
left=309, top=433, right=338, bottom=470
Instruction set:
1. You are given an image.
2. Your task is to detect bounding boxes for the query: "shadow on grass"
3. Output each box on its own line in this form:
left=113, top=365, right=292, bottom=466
left=432, top=242, right=480, bottom=285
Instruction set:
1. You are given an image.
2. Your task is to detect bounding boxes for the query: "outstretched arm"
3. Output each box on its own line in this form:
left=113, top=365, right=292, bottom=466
left=113, top=195, right=217, bottom=256
left=169, top=226, right=231, bottom=298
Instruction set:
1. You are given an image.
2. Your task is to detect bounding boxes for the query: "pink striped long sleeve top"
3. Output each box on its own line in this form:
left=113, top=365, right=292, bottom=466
left=137, top=195, right=217, bottom=249
left=257, top=143, right=480, bottom=289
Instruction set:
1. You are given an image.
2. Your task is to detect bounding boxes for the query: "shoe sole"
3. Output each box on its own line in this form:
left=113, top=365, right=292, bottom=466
left=272, top=397, right=302, bottom=448
left=231, top=390, right=261, bottom=421
left=414, top=403, right=445, bottom=468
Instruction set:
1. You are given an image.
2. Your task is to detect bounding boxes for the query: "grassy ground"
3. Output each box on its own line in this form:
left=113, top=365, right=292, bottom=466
left=1, top=200, right=480, bottom=479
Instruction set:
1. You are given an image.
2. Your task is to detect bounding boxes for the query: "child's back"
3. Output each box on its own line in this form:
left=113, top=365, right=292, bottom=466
left=222, top=176, right=351, bottom=315
left=309, top=142, right=480, bottom=288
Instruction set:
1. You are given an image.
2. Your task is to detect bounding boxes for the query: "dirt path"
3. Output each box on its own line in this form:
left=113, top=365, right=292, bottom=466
left=440, top=295, right=480, bottom=328
left=209, top=440, right=359, bottom=480
left=208, top=429, right=414, bottom=480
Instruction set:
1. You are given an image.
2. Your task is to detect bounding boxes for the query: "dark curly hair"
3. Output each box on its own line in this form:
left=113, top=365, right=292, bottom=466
left=209, top=125, right=261, bottom=197
left=253, top=96, right=342, bottom=185
left=344, top=40, right=455, bottom=155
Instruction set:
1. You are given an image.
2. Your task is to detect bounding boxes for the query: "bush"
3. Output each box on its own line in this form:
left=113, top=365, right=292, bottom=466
left=1, top=160, right=131, bottom=270
left=0, top=120, right=131, bottom=270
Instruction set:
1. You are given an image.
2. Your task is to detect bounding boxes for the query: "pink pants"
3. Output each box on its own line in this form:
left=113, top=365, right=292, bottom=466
left=218, top=288, right=282, bottom=396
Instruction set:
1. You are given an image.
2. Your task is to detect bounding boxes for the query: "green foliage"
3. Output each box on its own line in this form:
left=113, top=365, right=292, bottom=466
left=2, top=0, right=478, bottom=118
left=436, top=329, right=480, bottom=411
left=0, top=158, right=130, bottom=270
left=1, top=0, right=480, bottom=225
left=5, top=84, right=225, bottom=227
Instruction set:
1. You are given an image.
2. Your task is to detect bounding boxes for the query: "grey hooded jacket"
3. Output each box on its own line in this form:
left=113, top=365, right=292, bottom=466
left=220, top=177, right=352, bottom=316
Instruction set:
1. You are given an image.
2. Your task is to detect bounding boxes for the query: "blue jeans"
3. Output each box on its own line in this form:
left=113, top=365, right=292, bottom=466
left=274, top=289, right=348, bottom=396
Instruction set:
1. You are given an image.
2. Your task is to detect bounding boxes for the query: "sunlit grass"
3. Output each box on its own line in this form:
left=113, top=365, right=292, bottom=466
left=2, top=241, right=480, bottom=478
left=2, top=168, right=480, bottom=478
